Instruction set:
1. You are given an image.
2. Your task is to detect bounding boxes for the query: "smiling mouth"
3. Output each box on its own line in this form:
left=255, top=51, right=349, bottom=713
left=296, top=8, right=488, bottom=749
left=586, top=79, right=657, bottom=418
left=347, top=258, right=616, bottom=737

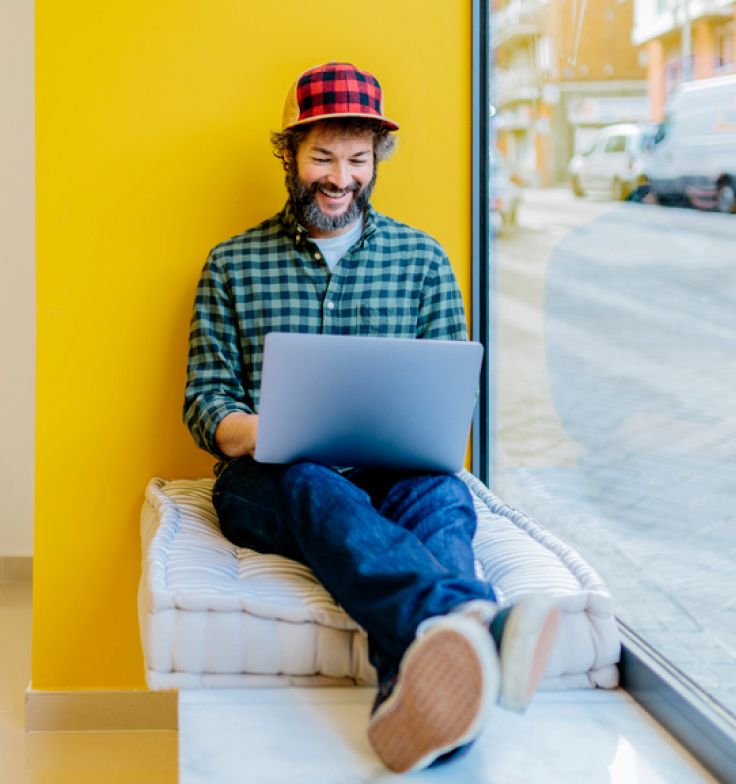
left=317, top=186, right=352, bottom=199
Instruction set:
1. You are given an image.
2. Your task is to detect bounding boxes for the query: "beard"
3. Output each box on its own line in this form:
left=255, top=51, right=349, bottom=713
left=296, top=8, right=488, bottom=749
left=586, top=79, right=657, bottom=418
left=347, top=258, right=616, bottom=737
left=286, top=164, right=377, bottom=234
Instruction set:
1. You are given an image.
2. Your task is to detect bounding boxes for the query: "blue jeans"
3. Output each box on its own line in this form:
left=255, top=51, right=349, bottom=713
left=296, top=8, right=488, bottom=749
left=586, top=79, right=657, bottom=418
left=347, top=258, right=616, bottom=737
left=212, top=458, right=496, bottom=683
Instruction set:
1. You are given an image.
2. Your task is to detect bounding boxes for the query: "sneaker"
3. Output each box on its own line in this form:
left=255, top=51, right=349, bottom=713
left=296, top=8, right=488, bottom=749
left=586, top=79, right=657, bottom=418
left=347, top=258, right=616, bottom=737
left=367, top=615, right=499, bottom=773
left=490, top=595, right=561, bottom=713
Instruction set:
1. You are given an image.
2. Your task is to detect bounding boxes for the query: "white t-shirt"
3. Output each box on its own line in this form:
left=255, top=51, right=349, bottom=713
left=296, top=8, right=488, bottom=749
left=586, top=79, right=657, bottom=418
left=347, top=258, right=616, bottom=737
left=312, top=216, right=364, bottom=271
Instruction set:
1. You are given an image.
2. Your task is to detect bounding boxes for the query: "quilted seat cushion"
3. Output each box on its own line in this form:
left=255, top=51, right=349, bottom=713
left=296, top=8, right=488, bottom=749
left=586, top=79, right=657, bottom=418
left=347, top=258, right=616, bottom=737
left=138, top=470, right=620, bottom=690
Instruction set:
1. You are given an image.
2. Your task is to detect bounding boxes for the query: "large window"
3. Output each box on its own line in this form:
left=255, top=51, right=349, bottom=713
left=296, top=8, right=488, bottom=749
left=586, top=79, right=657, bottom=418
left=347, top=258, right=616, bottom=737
left=488, top=0, right=736, bottom=736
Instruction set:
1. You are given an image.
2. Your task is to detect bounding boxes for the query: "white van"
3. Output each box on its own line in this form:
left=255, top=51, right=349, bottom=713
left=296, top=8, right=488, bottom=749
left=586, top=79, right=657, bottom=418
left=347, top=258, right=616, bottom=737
left=641, top=74, right=736, bottom=213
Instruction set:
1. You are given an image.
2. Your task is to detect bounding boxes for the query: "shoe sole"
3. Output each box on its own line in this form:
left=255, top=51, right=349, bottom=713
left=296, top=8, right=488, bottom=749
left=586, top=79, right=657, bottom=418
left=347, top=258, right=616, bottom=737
left=367, top=618, right=498, bottom=773
left=498, top=595, right=561, bottom=712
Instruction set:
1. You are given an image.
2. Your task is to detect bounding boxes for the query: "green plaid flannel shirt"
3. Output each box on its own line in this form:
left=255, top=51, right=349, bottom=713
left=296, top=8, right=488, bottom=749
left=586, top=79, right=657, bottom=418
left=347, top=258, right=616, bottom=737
left=184, top=202, right=468, bottom=464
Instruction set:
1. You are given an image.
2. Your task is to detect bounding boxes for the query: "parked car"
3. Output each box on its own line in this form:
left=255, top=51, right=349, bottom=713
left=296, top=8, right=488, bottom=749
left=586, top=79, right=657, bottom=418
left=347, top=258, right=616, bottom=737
left=490, top=147, right=521, bottom=231
left=639, top=74, right=736, bottom=213
left=568, top=123, right=659, bottom=201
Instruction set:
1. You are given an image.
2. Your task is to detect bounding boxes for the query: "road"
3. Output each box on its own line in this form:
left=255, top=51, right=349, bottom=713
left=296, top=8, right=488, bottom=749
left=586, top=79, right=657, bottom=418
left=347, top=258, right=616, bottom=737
left=490, top=187, right=736, bottom=714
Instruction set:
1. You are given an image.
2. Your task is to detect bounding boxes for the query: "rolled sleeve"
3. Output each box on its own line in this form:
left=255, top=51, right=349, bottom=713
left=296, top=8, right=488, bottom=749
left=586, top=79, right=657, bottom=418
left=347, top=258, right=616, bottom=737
left=184, top=395, right=251, bottom=460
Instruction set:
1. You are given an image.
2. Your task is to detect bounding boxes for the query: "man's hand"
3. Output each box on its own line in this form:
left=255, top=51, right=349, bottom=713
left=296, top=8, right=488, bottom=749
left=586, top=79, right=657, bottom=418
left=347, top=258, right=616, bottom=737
left=215, top=412, right=259, bottom=458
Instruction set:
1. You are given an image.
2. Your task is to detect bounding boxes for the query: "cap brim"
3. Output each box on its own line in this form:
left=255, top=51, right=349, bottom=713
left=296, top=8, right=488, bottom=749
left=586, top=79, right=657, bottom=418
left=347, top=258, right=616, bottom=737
left=283, top=111, right=399, bottom=132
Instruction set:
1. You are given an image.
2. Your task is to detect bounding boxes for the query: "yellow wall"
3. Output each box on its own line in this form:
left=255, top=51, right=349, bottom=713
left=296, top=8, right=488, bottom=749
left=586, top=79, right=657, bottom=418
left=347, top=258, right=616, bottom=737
left=34, top=0, right=472, bottom=689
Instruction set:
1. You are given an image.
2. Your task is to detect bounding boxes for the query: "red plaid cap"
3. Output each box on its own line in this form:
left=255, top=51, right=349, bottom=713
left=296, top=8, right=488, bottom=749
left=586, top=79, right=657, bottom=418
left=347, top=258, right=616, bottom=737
left=282, top=62, right=399, bottom=131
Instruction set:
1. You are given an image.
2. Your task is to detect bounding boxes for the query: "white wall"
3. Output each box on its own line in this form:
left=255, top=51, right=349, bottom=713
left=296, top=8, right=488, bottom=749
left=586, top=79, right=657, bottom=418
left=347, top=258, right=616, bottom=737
left=0, top=0, right=35, bottom=556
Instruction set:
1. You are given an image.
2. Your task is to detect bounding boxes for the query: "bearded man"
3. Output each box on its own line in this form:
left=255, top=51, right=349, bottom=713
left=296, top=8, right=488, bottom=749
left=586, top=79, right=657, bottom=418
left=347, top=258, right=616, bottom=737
left=184, top=61, right=560, bottom=773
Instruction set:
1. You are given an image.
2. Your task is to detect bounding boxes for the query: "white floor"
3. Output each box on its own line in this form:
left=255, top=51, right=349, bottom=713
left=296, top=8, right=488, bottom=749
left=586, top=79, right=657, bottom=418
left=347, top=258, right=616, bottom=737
left=179, top=686, right=718, bottom=784
left=0, top=579, right=721, bottom=783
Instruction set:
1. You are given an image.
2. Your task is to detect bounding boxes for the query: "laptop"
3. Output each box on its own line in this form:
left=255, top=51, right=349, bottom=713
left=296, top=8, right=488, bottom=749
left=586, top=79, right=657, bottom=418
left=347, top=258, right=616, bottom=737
left=254, top=332, right=483, bottom=472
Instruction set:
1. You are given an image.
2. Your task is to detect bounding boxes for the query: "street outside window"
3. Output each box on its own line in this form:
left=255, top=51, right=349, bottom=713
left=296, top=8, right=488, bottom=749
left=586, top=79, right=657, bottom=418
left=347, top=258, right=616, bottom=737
left=490, top=0, right=736, bottom=719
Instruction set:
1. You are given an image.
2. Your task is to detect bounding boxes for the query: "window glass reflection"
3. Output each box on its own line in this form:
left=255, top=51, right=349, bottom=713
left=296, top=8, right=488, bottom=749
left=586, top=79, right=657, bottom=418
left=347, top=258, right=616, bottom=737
left=490, top=0, right=736, bottom=717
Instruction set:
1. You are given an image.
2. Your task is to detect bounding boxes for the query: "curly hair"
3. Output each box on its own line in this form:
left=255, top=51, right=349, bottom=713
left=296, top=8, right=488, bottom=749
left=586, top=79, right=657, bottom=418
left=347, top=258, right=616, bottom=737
left=270, top=118, right=397, bottom=169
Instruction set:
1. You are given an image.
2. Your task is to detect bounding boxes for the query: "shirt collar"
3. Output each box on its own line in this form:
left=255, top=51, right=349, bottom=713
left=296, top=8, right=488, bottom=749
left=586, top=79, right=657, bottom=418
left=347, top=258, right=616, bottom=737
left=279, top=201, right=378, bottom=248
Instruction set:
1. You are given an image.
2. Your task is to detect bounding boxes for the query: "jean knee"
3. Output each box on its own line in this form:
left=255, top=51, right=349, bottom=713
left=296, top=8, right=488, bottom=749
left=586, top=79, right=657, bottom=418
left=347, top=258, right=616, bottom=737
left=428, top=474, right=475, bottom=511
left=428, top=475, right=477, bottom=533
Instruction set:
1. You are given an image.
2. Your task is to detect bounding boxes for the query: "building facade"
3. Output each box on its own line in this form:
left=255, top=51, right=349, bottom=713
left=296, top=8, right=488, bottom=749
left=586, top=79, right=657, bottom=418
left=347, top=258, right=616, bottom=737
left=632, top=0, right=736, bottom=120
left=492, top=0, right=648, bottom=184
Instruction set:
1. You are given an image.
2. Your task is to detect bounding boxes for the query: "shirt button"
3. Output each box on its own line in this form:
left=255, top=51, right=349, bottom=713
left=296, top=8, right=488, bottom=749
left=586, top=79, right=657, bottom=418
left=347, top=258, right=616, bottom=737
left=326, top=301, right=335, bottom=310
left=314, top=252, right=321, bottom=260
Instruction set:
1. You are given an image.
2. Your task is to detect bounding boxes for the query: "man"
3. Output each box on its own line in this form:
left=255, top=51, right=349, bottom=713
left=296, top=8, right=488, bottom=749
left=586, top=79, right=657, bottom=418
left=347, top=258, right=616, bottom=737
left=184, top=61, right=560, bottom=773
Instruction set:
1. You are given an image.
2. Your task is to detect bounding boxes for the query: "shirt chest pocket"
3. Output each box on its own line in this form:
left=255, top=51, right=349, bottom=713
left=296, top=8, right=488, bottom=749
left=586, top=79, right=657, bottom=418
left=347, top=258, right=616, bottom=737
left=356, top=304, right=415, bottom=337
